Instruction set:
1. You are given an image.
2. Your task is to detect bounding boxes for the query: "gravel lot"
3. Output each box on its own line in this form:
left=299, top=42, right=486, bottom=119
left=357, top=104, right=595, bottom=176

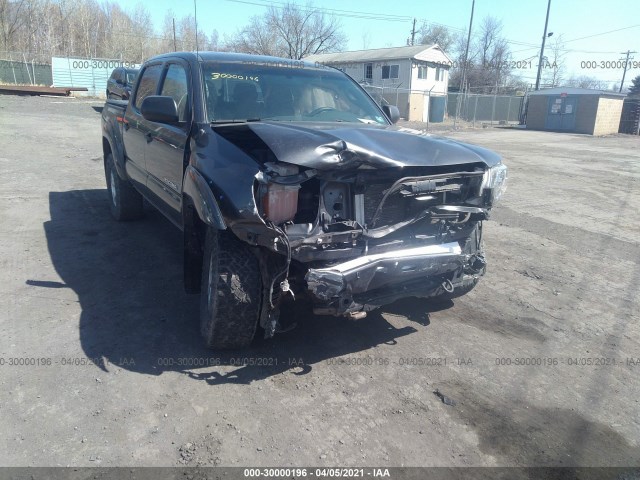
left=1, top=95, right=639, bottom=471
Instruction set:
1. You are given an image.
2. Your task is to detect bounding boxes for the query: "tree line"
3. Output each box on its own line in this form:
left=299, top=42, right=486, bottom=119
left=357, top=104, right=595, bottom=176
left=1, top=0, right=627, bottom=92
left=0, top=0, right=343, bottom=63
left=0, top=0, right=219, bottom=62
left=413, top=19, right=620, bottom=92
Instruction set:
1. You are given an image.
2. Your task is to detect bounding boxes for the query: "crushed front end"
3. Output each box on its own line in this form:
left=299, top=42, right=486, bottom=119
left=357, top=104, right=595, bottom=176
left=253, top=156, right=507, bottom=319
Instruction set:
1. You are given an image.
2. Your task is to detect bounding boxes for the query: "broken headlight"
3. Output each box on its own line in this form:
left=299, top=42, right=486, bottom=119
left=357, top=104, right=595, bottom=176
left=481, top=163, right=508, bottom=204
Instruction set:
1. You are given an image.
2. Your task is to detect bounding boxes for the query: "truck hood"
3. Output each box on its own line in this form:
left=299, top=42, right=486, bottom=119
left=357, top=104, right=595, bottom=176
left=213, top=122, right=502, bottom=170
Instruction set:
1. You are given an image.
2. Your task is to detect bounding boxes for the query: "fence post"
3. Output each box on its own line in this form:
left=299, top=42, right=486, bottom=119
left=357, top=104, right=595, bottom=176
left=426, top=91, right=430, bottom=132
left=473, top=95, right=478, bottom=128
left=454, top=93, right=460, bottom=129
left=10, top=52, right=17, bottom=84
left=491, top=93, right=497, bottom=125
left=22, top=53, right=33, bottom=85
left=507, top=96, right=512, bottom=123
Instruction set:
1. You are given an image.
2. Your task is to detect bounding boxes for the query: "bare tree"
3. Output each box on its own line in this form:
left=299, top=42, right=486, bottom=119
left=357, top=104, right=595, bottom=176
left=0, top=0, right=26, bottom=51
left=225, top=2, right=346, bottom=59
left=361, top=30, right=371, bottom=50
left=448, top=16, right=515, bottom=92
left=542, top=34, right=566, bottom=87
left=418, top=23, right=455, bottom=52
left=565, top=75, right=609, bottom=90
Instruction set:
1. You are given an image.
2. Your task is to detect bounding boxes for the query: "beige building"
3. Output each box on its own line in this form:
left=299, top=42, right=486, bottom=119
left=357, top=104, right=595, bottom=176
left=526, top=87, right=625, bottom=136
left=305, top=45, right=452, bottom=122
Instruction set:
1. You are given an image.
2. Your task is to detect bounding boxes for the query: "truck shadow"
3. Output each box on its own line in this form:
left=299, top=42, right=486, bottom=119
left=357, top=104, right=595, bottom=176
left=39, top=189, right=438, bottom=384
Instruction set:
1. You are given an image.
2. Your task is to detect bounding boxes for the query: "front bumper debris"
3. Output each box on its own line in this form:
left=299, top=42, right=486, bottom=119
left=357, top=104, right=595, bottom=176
left=306, top=242, right=469, bottom=314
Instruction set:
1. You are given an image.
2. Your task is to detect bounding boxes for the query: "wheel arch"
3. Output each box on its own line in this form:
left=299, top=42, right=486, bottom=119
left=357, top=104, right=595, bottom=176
left=182, top=166, right=227, bottom=293
left=102, top=135, right=126, bottom=179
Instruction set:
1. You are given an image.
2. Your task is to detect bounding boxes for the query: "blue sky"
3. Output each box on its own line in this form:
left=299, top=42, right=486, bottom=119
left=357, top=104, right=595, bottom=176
left=119, top=0, right=639, bottom=87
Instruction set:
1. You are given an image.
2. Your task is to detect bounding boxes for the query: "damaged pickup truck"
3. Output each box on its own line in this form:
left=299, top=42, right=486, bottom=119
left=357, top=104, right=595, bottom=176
left=101, top=52, right=507, bottom=349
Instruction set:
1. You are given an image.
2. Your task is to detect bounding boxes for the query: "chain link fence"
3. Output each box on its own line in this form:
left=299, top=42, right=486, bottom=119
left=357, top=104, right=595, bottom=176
left=0, top=51, right=53, bottom=86
left=447, top=92, right=525, bottom=127
left=361, top=83, right=525, bottom=130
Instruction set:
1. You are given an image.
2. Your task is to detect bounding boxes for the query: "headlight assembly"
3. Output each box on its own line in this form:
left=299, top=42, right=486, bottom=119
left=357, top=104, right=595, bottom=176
left=481, top=163, right=508, bottom=204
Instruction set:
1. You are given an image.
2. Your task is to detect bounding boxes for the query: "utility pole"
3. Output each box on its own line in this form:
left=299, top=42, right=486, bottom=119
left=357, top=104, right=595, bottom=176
left=535, top=0, right=552, bottom=90
left=619, top=50, right=637, bottom=93
left=459, top=0, right=475, bottom=93
left=172, top=18, right=177, bottom=52
left=410, top=18, right=417, bottom=46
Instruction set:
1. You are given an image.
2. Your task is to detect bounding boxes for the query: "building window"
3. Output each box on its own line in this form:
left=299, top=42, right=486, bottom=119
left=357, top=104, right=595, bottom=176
left=417, top=65, right=427, bottom=79
left=436, top=67, right=444, bottom=81
left=382, top=64, right=399, bottom=79
left=364, top=63, right=373, bottom=80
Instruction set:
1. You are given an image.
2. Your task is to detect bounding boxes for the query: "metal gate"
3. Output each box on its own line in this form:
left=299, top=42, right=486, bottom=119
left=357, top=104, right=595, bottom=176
left=545, top=96, right=577, bottom=131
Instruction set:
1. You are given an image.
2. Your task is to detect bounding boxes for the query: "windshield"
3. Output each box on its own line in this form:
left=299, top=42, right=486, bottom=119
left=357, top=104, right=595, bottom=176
left=201, top=62, right=388, bottom=125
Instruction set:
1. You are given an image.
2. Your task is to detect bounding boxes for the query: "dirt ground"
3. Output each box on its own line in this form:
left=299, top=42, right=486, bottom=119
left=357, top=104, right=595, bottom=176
left=1, top=95, right=639, bottom=471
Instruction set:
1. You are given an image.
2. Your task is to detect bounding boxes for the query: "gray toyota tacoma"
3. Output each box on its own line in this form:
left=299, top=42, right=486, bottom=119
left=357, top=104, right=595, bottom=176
left=101, top=52, right=508, bottom=349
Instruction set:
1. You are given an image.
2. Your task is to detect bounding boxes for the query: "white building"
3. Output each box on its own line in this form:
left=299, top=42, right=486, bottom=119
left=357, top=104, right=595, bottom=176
left=305, top=44, right=452, bottom=121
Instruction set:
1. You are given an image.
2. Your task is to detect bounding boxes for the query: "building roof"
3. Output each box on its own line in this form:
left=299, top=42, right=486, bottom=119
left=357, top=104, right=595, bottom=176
left=304, top=45, right=452, bottom=66
left=528, top=87, right=626, bottom=97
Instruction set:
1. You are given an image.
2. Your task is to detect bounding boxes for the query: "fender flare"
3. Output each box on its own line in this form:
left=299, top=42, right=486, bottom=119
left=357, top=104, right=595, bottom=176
left=182, top=166, right=227, bottom=230
left=102, top=135, right=127, bottom=180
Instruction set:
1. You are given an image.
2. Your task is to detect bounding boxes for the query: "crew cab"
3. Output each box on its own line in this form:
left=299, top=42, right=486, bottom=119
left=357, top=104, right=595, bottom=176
left=101, top=52, right=507, bottom=349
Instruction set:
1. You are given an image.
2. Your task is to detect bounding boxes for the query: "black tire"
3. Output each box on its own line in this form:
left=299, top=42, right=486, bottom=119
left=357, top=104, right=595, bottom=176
left=200, top=228, right=262, bottom=349
left=105, top=153, right=143, bottom=221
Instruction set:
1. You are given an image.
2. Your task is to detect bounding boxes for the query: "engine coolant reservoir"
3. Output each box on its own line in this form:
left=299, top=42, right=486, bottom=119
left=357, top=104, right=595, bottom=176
left=262, top=164, right=300, bottom=224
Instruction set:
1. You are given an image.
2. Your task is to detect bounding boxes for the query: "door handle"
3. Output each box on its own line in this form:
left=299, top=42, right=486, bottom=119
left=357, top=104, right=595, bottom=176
left=145, top=132, right=153, bottom=143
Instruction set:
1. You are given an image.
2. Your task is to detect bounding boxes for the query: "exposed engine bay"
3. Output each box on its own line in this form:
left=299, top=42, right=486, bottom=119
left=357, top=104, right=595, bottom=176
left=211, top=122, right=507, bottom=337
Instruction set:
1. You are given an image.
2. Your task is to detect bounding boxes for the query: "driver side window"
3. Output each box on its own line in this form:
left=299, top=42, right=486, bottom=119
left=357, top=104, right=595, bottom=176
left=160, top=64, right=189, bottom=123
left=134, top=64, right=162, bottom=110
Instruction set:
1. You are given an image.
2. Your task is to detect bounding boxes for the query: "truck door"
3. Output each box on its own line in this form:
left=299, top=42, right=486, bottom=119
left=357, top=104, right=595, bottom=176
left=123, top=62, right=163, bottom=194
left=145, top=61, right=191, bottom=227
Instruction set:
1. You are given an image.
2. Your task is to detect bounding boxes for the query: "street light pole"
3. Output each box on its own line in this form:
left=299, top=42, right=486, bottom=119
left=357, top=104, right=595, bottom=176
left=535, top=0, right=552, bottom=91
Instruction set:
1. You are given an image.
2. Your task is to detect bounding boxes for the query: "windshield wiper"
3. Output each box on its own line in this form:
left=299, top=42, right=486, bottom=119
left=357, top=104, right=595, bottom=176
left=210, top=118, right=261, bottom=124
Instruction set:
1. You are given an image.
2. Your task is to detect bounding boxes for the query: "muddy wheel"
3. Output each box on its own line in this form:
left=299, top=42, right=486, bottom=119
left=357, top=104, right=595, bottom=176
left=105, top=153, right=143, bottom=221
left=200, top=228, right=262, bottom=349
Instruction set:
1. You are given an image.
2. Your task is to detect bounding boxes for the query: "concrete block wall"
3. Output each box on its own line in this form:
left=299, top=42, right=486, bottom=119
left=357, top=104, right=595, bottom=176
left=593, top=97, right=624, bottom=136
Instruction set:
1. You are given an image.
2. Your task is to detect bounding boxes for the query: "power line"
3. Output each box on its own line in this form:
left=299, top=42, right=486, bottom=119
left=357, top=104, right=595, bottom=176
left=217, top=0, right=640, bottom=62
left=564, top=24, right=640, bottom=43
left=222, top=0, right=416, bottom=22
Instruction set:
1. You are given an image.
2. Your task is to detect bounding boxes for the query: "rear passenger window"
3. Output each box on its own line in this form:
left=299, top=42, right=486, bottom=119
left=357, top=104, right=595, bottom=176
left=134, top=64, right=162, bottom=110
left=160, top=64, right=189, bottom=122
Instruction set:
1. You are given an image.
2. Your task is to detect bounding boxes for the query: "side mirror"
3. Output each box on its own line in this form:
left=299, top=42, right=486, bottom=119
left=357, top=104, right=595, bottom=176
left=141, top=96, right=179, bottom=124
left=382, top=105, right=400, bottom=124
left=115, top=78, right=124, bottom=85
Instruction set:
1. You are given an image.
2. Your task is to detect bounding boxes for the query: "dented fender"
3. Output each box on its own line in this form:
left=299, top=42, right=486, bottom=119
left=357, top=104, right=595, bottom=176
left=182, top=166, right=226, bottom=230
